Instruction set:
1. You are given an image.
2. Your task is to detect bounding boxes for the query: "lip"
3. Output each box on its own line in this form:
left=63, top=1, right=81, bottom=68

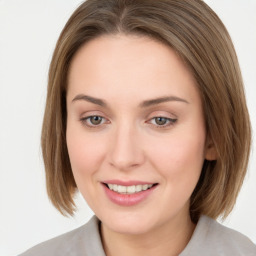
left=103, top=179, right=155, bottom=186
left=101, top=181, right=158, bottom=206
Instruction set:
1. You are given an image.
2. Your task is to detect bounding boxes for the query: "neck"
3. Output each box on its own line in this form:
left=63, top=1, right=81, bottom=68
left=100, top=212, right=195, bottom=256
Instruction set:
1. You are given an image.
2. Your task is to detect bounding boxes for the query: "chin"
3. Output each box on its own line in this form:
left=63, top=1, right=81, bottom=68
left=100, top=212, right=158, bottom=235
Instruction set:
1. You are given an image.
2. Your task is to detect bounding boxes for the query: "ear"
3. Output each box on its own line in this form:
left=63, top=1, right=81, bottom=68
left=205, top=138, right=217, bottom=161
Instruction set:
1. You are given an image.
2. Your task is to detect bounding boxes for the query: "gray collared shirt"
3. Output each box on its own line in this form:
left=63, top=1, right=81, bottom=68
left=20, top=215, right=256, bottom=256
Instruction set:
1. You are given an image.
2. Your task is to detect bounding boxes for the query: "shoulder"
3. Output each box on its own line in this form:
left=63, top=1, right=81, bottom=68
left=19, top=216, right=106, bottom=256
left=204, top=216, right=256, bottom=255
left=181, top=215, right=256, bottom=256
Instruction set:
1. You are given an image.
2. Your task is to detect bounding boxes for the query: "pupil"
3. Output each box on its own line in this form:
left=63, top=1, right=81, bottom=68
left=156, top=117, right=167, bottom=125
left=91, top=116, right=102, bottom=125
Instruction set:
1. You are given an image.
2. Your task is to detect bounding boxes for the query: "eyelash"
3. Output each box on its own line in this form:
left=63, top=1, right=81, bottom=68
left=80, top=116, right=109, bottom=128
left=80, top=115, right=177, bottom=129
left=147, top=116, right=177, bottom=128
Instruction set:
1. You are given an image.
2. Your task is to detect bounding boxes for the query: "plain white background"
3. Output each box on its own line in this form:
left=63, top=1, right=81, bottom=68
left=0, top=1, right=255, bottom=255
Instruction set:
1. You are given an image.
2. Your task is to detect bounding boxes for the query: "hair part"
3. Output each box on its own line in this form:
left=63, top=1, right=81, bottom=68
left=41, top=0, right=251, bottom=222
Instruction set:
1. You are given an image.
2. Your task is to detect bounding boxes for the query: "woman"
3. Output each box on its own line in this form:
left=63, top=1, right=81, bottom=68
left=20, top=0, right=256, bottom=255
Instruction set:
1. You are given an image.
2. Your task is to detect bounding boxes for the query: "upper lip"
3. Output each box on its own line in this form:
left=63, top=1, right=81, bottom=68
left=102, top=180, right=157, bottom=186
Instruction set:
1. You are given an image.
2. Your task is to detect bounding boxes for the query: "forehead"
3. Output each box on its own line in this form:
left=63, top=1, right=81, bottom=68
left=67, top=34, right=199, bottom=105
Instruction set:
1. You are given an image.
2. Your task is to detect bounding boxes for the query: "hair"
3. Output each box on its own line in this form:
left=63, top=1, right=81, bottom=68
left=41, top=0, right=251, bottom=222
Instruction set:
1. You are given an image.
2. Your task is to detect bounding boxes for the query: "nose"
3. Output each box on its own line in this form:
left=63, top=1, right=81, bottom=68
left=108, top=123, right=145, bottom=171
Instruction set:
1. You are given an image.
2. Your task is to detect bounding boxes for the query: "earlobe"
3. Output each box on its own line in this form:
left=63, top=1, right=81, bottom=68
left=205, top=139, right=217, bottom=161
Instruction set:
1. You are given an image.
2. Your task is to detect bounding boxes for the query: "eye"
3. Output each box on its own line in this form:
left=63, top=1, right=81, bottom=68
left=80, top=115, right=108, bottom=127
left=148, top=116, right=177, bottom=128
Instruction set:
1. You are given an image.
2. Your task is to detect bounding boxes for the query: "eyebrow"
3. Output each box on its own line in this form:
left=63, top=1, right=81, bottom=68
left=72, top=94, right=107, bottom=107
left=139, top=96, right=189, bottom=107
left=71, top=94, right=189, bottom=107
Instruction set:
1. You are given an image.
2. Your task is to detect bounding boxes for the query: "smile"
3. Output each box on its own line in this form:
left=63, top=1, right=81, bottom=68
left=106, top=184, right=154, bottom=194
left=102, top=181, right=158, bottom=206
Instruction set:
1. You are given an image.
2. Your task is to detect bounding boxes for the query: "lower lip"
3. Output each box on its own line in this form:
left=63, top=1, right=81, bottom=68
left=102, top=184, right=157, bottom=206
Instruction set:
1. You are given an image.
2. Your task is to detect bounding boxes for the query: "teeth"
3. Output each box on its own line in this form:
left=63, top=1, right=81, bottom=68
left=127, top=185, right=135, bottom=193
left=107, top=184, right=154, bottom=194
left=118, top=185, right=126, bottom=193
left=142, top=184, right=149, bottom=190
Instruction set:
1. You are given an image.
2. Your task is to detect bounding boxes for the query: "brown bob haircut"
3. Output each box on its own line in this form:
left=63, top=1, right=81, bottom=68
left=42, top=0, right=251, bottom=222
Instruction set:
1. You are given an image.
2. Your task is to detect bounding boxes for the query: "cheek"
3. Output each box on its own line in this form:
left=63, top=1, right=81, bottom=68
left=66, top=124, right=109, bottom=209
left=66, top=123, right=106, bottom=181
left=148, top=129, right=206, bottom=180
left=147, top=130, right=206, bottom=211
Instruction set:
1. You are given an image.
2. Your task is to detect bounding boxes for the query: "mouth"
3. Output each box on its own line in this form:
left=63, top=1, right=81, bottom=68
left=102, top=183, right=158, bottom=195
left=101, top=181, right=158, bottom=206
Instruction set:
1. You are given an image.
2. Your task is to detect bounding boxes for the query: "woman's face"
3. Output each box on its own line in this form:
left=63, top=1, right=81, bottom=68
left=66, top=34, right=212, bottom=235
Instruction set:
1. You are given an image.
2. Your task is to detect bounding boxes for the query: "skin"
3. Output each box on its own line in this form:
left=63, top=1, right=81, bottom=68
left=66, top=34, right=215, bottom=256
